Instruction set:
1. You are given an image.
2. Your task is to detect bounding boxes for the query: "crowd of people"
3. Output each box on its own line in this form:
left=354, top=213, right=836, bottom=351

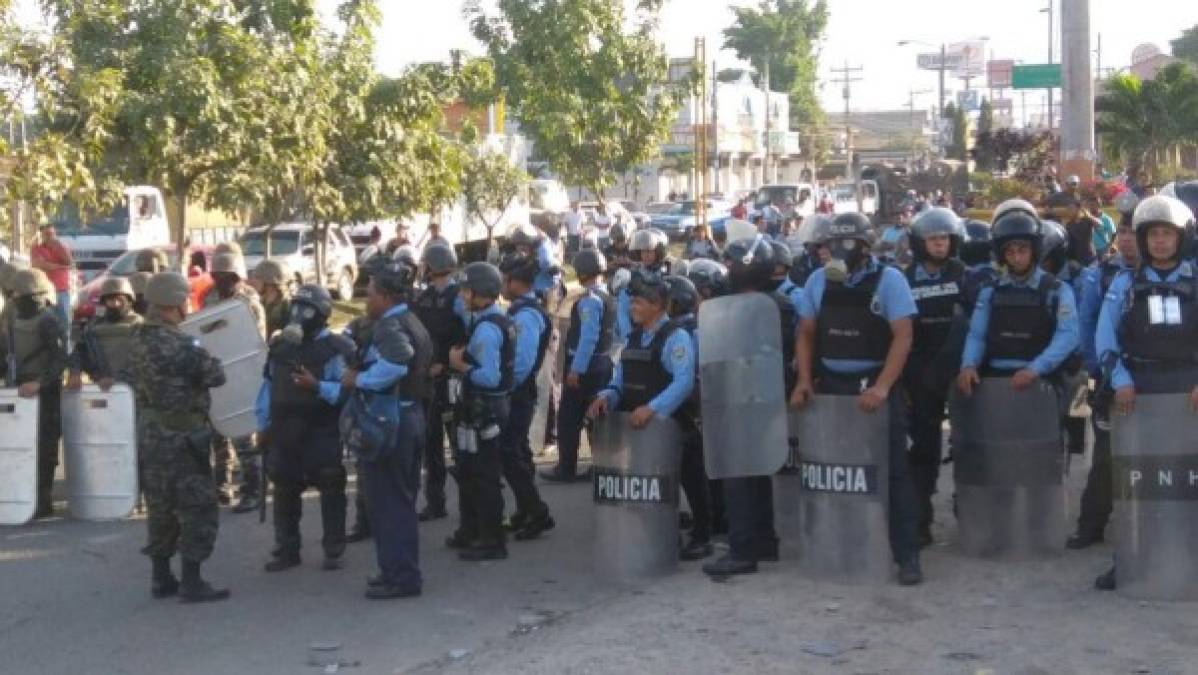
left=2, top=177, right=1197, bottom=604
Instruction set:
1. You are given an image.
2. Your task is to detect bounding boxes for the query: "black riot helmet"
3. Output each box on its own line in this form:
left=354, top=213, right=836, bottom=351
left=960, top=220, right=992, bottom=266
left=289, top=284, right=333, bottom=339
left=506, top=223, right=542, bottom=250
left=1038, top=220, right=1069, bottom=274
left=461, top=261, right=504, bottom=299
left=686, top=258, right=728, bottom=299
left=767, top=240, right=793, bottom=270
left=823, top=212, right=875, bottom=281
left=627, top=268, right=669, bottom=306
left=990, top=210, right=1043, bottom=262
left=609, top=222, right=628, bottom=247
left=498, top=251, right=539, bottom=286
left=422, top=243, right=458, bottom=276
left=664, top=275, right=699, bottom=317
left=721, top=235, right=776, bottom=293
left=371, top=259, right=418, bottom=297
left=572, top=249, right=607, bottom=280
left=910, top=207, right=965, bottom=262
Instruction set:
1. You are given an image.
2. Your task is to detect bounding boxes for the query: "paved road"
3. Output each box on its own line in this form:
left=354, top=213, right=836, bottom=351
left=4, top=451, right=1198, bottom=674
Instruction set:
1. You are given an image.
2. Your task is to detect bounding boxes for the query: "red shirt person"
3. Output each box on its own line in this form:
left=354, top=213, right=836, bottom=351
left=30, top=223, right=75, bottom=326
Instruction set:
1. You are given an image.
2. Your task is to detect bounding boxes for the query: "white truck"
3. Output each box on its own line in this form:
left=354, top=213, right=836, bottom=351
left=54, top=186, right=171, bottom=282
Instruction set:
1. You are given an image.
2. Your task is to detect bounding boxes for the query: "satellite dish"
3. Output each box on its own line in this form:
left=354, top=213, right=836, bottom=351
left=1131, top=43, right=1162, bottom=65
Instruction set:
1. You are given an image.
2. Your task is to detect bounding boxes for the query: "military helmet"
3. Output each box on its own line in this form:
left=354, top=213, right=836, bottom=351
left=609, top=222, right=628, bottom=245
left=627, top=268, right=669, bottom=305
left=960, top=220, right=992, bottom=267
left=422, top=243, right=458, bottom=275
left=214, top=241, right=243, bottom=257
left=991, top=209, right=1043, bottom=261
left=664, top=275, right=699, bottom=317
left=135, top=248, right=170, bottom=274
left=826, top=212, right=874, bottom=245
left=506, top=223, right=541, bottom=249
left=767, top=240, right=793, bottom=269
left=99, top=276, right=135, bottom=300
left=211, top=252, right=248, bottom=279
left=910, top=207, right=965, bottom=261
left=572, top=249, right=607, bottom=278
left=129, top=271, right=153, bottom=296
left=498, top=252, right=539, bottom=285
left=992, top=198, right=1039, bottom=224
left=460, top=262, right=503, bottom=298
left=11, top=269, right=49, bottom=297
left=371, top=259, right=418, bottom=296
left=253, top=259, right=290, bottom=286
left=145, top=272, right=191, bottom=307
left=291, top=284, right=333, bottom=319
left=686, top=258, right=728, bottom=298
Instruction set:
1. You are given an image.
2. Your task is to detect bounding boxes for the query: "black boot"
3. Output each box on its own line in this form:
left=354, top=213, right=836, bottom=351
left=231, top=491, right=261, bottom=514
left=34, top=470, right=54, bottom=519
left=1095, top=566, right=1117, bottom=591
left=513, top=508, right=555, bottom=541
left=418, top=503, right=448, bottom=522
left=897, top=558, right=924, bottom=586
left=702, top=554, right=757, bottom=577
left=264, top=552, right=301, bottom=572
left=1067, top=529, right=1104, bottom=550
left=151, top=557, right=180, bottom=599
left=179, top=560, right=230, bottom=603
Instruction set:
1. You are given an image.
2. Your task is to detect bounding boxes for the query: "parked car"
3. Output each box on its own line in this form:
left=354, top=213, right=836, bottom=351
left=649, top=199, right=734, bottom=240
left=239, top=222, right=358, bottom=300
left=579, top=200, right=634, bottom=244
left=619, top=200, right=651, bottom=229
left=73, top=245, right=214, bottom=323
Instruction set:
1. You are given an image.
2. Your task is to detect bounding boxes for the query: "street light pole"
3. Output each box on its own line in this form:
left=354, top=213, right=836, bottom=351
left=1042, top=0, right=1054, bottom=130
left=938, top=43, right=947, bottom=123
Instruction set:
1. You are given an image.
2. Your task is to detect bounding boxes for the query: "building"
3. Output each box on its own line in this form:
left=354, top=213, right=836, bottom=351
left=824, top=108, right=935, bottom=177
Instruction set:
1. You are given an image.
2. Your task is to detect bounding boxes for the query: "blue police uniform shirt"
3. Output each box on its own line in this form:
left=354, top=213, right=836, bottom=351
left=466, top=303, right=506, bottom=390
left=1078, top=257, right=1132, bottom=376
left=798, top=256, right=918, bottom=373
left=1096, top=261, right=1196, bottom=390
left=534, top=238, right=561, bottom=293
left=254, top=328, right=347, bottom=432
left=776, top=277, right=804, bottom=318
left=615, top=286, right=633, bottom=342
left=601, top=314, right=695, bottom=417
left=320, top=304, right=413, bottom=407
left=961, top=267, right=1080, bottom=374
left=511, top=291, right=546, bottom=386
left=570, top=282, right=606, bottom=375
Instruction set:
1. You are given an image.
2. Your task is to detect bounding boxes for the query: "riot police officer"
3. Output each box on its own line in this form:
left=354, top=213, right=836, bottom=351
left=66, top=277, right=142, bottom=391
left=902, top=208, right=968, bottom=545
left=343, top=260, right=432, bottom=598
left=541, top=250, right=615, bottom=482
left=253, top=259, right=292, bottom=339
left=412, top=243, right=466, bottom=521
left=602, top=222, right=633, bottom=271
left=686, top=259, right=729, bottom=301
left=768, top=239, right=803, bottom=310
left=1040, top=220, right=1091, bottom=460
left=447, top=262, right=514, bottom=561
left=1, top=269, right=67, bottom=518
left=1092, top=195, right=1198, bottom=590
left=617, top=229, right=672, bottom=341
left=791, top=213, right=924, bottom=585
left=497, top=253, right=556, bottom=539
left=128, top=272, right=228, bottom=602
left=508, top=223, right=562, bottom=305
left=256, top=285, right=356, bottom=572
left=789, top=214, right=831, bottom=292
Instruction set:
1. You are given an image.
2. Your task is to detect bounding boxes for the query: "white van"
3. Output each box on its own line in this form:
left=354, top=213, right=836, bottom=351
left=54, top=186, right=171, bottom=282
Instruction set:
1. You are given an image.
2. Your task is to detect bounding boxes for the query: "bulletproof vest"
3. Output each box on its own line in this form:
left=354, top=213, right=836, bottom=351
left=464, top=313, right=515, bottom=394
left=772, top=291, right=798, bottom=393
left=508, top=296, right=551, bottom=390
left=1099, top=259, right=1124, bottom=294
left=815, top=268, right=892, bottom=363
left=984, top=274, right=1060, bottom=363
left=269, top=333, right=354, bottom=424
left=1118, top=267, right=1198, bottom=367
left=905, top=260, right=965, bottom=357
left=413, top=282, right=464, bottom=364
left=394, top=311, right=434, bottom=402
left=619, top=320, right=694, bottom=420
left=789, top=255, right=819, bottom=288
left=567, top=287, right=615, bottom=362
left=89, top=314, right=142, bottom=379
left=962, top=266, right=998, bottom=313
left=12, top=311, right=56, bottom=384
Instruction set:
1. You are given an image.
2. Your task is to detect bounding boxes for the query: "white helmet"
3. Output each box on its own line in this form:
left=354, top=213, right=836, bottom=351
left=992, top=198, right=1039, bottom=224
left=1132, top=195, right=1194, bottom=233
left=723, top=219, right=757, bottom=243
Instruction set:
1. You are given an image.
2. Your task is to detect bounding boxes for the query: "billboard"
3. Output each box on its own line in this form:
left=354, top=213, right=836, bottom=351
left=949, top=41, right=987, bottom=78
left=988, top=59, right=1015, bottom=89
left=1012, top=64, right=1062, bottom=89
left=956, top=90, right=980, bottom=112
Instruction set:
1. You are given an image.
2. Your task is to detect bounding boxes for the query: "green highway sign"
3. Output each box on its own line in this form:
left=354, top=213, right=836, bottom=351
left=1012, top=64, right=1062, bottom=89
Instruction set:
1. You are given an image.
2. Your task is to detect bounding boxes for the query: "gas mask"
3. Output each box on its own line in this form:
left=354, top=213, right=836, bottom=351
left=284, top=302, right=325, bottom=343
left=213, top=272, right=240, bottom=298
left=824, top=238, right=866, bottom=283
left=103, top=296, right=131, bottom=321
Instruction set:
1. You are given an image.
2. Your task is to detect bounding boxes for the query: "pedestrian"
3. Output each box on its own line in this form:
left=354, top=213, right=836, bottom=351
left=730, top=198, right=748, bottom=221
left=65, top=277, right=142, bottom=393
left=683, top=223, right=721, bottom=261
left=358, top=227, right=383, bottom=266
left=0, top=269, right=67, bottom=519
left=30, top=222, right=74, bottom=333
left=447, top=262, right=513, bottom=560
left=1045, top=192, right=1098, bottom=265
left=128, top=271, right=229, bottom=602
left=426, top=222, right=450, bottom=249
left=564, top=202, right=585, bottom=255
left=1085, top=196, right=1117, bottom=258
left=497, top=253, right=556, bottom=539
left=257, top=285, right=356, bottom=573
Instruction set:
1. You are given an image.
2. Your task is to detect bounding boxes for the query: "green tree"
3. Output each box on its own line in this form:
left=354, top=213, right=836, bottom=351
left=1171, top=25, right=1198, bottom=63
left=1097, top=63, right=1198, bottom=181
left=974, top=98, right=994, bottom=170
left=463, top=149, right=525, bottom=252
left=467, top=0, right=686, bottom=200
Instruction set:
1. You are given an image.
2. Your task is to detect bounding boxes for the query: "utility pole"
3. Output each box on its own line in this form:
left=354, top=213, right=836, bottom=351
left=712, top=59, right=720, bottom=195
left=907, top=89, right=931, bottom=165
left=761, top=58, right=771, bottom=186
left=832, top=61, right=864, bottom=180
left=1042, top=0, right=1054, bottom=130
left=1061, top=0, right=1095, bottom=180
left=694, top=37, right=708, bottom=228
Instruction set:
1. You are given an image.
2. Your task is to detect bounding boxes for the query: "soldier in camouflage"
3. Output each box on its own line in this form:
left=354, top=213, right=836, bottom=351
left=128, top=271, right=230, bottom=603
left=128, top=272, right=153, bottom=316
left=252, top=259, right=292, bottom=339
left=0, top=268, right=67, bottom=518
left=204, top=251, right=267, bottom=512
left=65, top=277, right=142, bottom=391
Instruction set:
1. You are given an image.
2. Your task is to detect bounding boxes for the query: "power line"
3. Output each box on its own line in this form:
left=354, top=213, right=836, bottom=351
left=831, top=61, right=863, bottom=179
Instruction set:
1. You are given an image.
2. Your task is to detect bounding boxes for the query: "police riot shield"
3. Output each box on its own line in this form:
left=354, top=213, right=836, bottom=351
left=773, top=410, right=805, bottom=555
left=1112, top=394, right=1198, bottom=600
left=591, top=412, right=682, bottom=581
left=180, top=300, right=267, bottom=438
left=698, top=293, right=788, bottom=479
left=62, top=384, right=138, bottom=521
left=0, top=389, right=39, bottom=525
left=791, top=395, right=891, bottom=582
left=949, top=377, right=1066, bottom=558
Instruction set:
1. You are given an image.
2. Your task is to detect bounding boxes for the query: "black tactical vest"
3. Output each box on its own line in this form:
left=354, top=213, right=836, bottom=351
left=1119, top=267, right=1198, bottom=367
left=413, top=282, right=464, bottom=364
left=508, top=296, right=551, bottom=391
left=905, top=260, right=965, bottom=357
left=395, top=311, right=434, bottom=402
left=464, top=312, right=515, bottom=395
left=567, top=287, right=615, bottom=363
left=984, top=274, right=1060, bottom=363
left=619, top=320, right=694, bottom=419
left=269, top=333, right=355, bottom=425
left=815, top=268, right=892, bottom=363
left=772, top=291, right=798, bottom=393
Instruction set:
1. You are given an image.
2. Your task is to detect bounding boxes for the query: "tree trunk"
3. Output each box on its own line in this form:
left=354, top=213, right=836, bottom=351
left=172, top=186, right=188, bottom=273
left=314, top=221, right=327, bottom=287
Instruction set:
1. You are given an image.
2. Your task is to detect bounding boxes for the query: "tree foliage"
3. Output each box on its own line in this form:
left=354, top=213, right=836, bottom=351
left=1096, top=63, right=1198, bottom=181
left=973, top=98, right=994, bottom=170
left=467, top=0, right=685, bottom=199
left=463, top=149, right=525, bottom=247
left=971, top=128, right=1057, bottom=177
left=1171, top=25, right=1198, bottom=64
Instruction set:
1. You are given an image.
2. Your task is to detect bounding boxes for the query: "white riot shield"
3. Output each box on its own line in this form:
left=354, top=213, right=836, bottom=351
left=180, top=300, right=267, bottom=438
left=949, top=378, right=1066, bottom=558
left=62, top=384, right=138, bottom=520
left=698, top=293, right=789, bottom=479
left=773, top=410, right=804, bottom=556
left=1112, top=394, right=1198, bottom=600
left=591, top=413, right=682, bottom=582
left=792, top=395, right=891, bottom=582
left=0, top=389, right=39, bottom=525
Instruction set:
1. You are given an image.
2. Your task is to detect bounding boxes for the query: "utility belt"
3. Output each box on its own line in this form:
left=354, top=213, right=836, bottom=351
left=814, top=365, right=881, bottom=396
left=1124, top=357, right=1198, bottom=395
left=451, top=381, right=508, bottom=454
left=141, top=408, right=212, bottom=470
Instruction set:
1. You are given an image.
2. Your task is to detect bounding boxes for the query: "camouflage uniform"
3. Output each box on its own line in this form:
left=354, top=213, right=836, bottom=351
left=262, top=295, right=291, bottom=340
left=202, top=284, right=266, bottom=503
left=127, top=318, right=226, bottom=562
